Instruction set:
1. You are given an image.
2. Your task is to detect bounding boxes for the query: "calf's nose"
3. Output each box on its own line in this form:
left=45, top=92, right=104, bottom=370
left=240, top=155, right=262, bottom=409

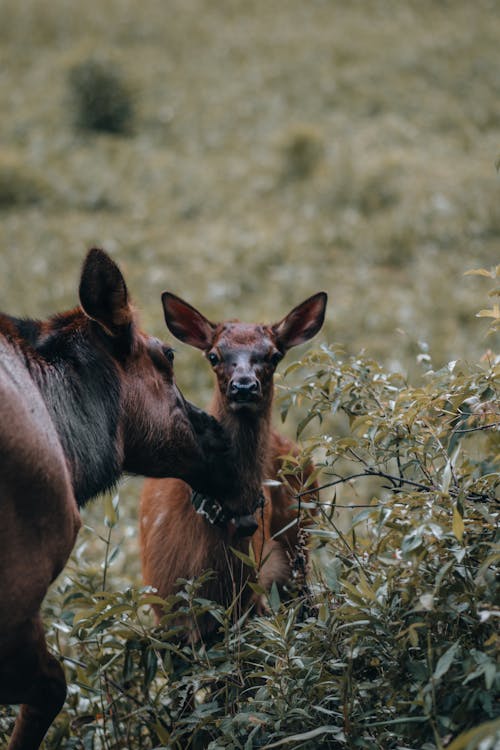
left=229, top=378, right=259, bottom=399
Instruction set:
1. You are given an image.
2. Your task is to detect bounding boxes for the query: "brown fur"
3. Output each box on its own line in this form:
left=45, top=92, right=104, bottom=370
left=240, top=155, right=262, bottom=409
left=0, top=248, right=244, bottom=750
left=140, top=292, right=327, bottom=638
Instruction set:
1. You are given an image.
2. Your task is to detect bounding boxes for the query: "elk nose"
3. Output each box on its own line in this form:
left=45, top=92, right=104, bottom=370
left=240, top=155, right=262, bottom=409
left=229, top=378, right=259, bottom=400
left=233, top=514, right=259, bottom=537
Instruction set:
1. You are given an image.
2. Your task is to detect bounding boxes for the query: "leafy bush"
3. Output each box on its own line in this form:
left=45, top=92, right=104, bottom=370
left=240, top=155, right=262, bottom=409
left=67, top=59, right=135, bottom=134
left=1, top=274, right=498, bottom=749
left=278, top=124, right=325, bottom=181
left=0, top=152, right=50, bottom=208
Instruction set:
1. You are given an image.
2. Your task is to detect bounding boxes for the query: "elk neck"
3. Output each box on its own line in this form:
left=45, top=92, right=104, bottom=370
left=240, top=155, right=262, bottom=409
left=210, top=388, right=273, bottom=508
left=3, top=312, right=123, bottom=506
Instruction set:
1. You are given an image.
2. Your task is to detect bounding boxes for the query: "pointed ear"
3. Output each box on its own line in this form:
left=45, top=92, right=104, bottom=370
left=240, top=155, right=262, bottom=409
left=161, top=292, right=216, bottom=350
left=273, top=292, right=327, bottom=351
left=79, top=248, right=133, bottom=337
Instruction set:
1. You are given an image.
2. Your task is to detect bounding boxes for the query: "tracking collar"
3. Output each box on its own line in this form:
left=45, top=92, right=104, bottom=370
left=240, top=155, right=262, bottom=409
left=190, top=489, right=265, bottom=535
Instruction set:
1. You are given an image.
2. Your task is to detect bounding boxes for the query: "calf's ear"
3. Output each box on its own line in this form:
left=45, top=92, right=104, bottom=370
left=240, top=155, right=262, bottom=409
left=273, top=292, right=327, bottom=352
left=79, top=248, right=134, bottom=337
left=162, top=292, right=216, bottom=350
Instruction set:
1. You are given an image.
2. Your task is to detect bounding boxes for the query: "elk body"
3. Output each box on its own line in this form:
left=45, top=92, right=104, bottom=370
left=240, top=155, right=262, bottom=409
left=0, top=248, right=246, bottom=750
left=140, top=291, right=327, bottom=639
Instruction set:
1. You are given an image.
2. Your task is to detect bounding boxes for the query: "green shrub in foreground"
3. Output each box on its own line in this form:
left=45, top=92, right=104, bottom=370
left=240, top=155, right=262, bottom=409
left=1, top=278, right=498, bottom=750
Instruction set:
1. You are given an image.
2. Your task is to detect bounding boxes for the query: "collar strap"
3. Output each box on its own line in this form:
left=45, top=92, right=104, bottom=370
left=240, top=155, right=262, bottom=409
left=190, top=489, right=265, bottom=529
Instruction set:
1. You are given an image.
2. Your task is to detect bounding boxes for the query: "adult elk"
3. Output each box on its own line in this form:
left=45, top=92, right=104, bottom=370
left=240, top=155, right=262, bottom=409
left=140, top=291, right=327, bottom=638
left=0, top=248, right=247, bottom=750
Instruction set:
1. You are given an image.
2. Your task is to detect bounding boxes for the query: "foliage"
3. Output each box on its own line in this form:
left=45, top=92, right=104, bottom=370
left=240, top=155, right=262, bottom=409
left=278, top=124, right=325, bottom=181
left=67, top=58, right=135, bottom=134
left=1, top=322, right=498, bottom=749
left=0, top=152, right=50, bottom=209
left=465, top=266, right=500, bottom=337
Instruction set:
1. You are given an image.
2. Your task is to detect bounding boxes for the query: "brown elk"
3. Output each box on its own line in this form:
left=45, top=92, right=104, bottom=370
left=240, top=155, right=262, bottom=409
left=140, top=291, right=327, bottom=638
left=0, top=248, right=250, bottom=750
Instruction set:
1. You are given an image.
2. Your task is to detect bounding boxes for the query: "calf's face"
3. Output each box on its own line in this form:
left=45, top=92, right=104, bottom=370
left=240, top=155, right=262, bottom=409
left=161, top=290, right=328, bottom=415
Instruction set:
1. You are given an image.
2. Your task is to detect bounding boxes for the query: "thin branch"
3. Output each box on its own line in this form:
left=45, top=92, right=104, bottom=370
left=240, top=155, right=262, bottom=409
left=295, top=469, right=498, bottom=504
left=50, top=650, right=146, bottom=709
left=452, top=421, right=500, bottom=434
left=314, top=502, right=382, bottom=509
left=295, top=471, right=432, bottom=498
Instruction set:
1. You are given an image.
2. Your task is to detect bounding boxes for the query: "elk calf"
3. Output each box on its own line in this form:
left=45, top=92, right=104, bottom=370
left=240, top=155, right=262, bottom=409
left=140, top=291, right=327, bottom=638
left=0, top=248, right=246, bottom=750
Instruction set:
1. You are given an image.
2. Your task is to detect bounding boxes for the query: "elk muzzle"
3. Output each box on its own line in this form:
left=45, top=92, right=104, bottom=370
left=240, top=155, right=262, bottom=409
left=229, top=513, right=259, bottom=538
left=228, top=376, right=261, bottom=405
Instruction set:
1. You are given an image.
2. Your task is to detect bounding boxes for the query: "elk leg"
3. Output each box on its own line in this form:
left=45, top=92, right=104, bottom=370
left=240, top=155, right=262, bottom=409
left=1, top=616, right=67, bottom=750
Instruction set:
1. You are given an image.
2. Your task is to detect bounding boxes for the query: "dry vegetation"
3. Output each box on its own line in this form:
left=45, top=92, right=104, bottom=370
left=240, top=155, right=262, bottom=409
left=0, top=1, right=499, bottom=747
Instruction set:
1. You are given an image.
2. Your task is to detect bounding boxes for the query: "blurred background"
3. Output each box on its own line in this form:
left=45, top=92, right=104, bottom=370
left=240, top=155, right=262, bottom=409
left=1, top=0, right=499, bottom=569
left=1, top=0, right=499, bottom=389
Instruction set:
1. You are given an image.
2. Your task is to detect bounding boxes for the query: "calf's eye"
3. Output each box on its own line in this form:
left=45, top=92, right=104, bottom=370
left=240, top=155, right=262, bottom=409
left=163, top=347, right=175, bottom=363
left=208, top=352, right=219, bottom=366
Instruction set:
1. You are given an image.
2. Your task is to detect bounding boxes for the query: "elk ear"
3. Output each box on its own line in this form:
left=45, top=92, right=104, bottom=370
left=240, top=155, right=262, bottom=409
left=162, top=292, right=216, bottom=350
left=79, top=248, right=133, bottom=337
left=273, top=292, right=327, bottom=351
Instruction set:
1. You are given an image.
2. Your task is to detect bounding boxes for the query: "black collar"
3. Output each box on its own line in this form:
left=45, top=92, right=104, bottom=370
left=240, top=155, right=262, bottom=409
left=190, top=489, right=265, bottom=534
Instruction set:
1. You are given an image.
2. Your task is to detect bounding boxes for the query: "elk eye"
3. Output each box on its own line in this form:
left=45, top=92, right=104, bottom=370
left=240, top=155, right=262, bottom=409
left=163, top=347, right=175, bottom=363
left=270, top=351, right=283, bottom=366
left=208, top=351, right=219, bottom=366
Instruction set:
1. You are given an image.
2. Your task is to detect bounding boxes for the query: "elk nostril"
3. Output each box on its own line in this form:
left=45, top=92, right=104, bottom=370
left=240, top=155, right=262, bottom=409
left=228, top=378, right=261, bottom=403
left=234, top=515, right=259, bottom=537
left=230, top=379, right=258, bottom=392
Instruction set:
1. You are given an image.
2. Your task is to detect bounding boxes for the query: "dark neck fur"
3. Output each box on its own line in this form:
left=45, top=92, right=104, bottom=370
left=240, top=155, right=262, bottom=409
left=212, top=392, right=272, bottom=511
left=2, top=312, right=122, bottom=506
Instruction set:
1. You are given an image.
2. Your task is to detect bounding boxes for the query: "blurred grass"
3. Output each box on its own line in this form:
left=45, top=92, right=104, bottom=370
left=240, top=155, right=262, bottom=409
left=1, top=0, right=499, bottom=381
left=0, top=0, right=499, bottom=573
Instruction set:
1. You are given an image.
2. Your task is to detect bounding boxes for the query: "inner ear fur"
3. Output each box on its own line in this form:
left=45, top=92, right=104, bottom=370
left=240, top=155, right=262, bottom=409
left=273, top=291, right=327, bottom=351
left=79, top=248, right=134, bottom=337
left=161, top=292, right=216, bottom=350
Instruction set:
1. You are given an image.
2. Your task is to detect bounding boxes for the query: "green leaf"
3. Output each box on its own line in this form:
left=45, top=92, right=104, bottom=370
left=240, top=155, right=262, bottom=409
left=229, top=547, right=257, bottom=569
left=296, top=410, right=319, bottom=436
left=351, top=414, right=373, bottom=434
left=445, top=718, right=500, bottom=750
left=248, top=582, right=266, bottom=597
left=140, top=594, right=170, bottom=607
left=464, top=268, right=495, bottom=278
left=262, top=726, right=344, bottom=748
left=152, top=721, right=171, bottom=744
left=452, top=502, right=465, bottom=543
left=441, top=458, right=452, bottom=493
left=268, top=581, right=281, bottom=613
left=143, top=648, right=158, bottom=687
left=476, top=305, right=500, bottom=319
left=103, top=492, right=119, bottom=527
left=434, top=640, right=460, bottom=681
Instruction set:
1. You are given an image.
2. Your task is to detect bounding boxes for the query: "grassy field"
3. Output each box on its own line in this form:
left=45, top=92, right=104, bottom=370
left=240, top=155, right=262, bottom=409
left=1, top=0, right=499, bottom=380
left=0, top=1, right=499, bottom=746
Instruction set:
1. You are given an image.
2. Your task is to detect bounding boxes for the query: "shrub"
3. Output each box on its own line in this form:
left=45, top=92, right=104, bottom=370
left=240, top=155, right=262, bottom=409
left=0, top=152, right=49, bottom=208
left=278, top=124, right=324, bottom=181
left=1, top=275, right=498, bottom=749
left=67, top=58, right=135, bottom=134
